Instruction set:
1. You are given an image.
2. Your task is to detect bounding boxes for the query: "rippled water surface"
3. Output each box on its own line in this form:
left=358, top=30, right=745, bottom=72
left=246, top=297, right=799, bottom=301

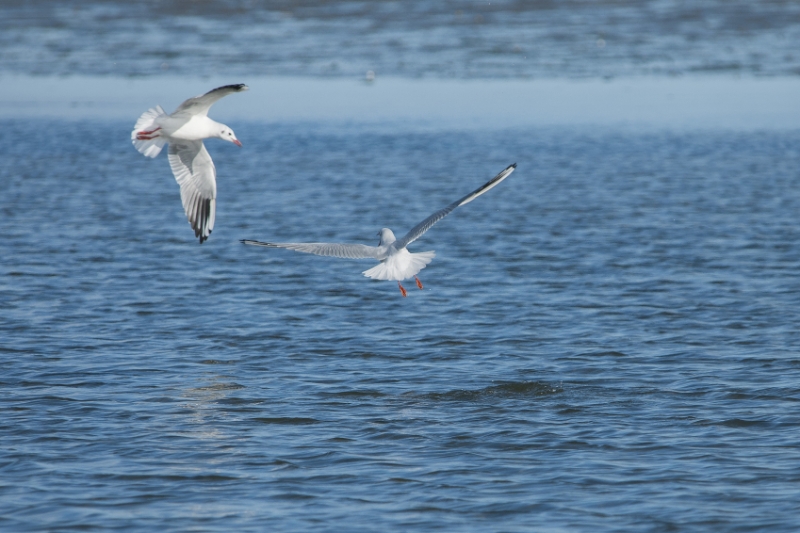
left=4, top=0, right=800, bottom=529
left=3, top=120, right=800, bottom=531
left=4, top=0, right=800, bottom=78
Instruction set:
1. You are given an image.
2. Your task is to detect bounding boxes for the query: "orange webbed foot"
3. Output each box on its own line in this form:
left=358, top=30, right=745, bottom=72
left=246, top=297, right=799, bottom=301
left=415, top=276, right=423, bottom=290
left=398, top=282, right=408, bottom=297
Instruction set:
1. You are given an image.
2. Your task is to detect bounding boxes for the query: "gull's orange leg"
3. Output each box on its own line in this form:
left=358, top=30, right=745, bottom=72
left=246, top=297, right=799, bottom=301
left=398, top=282, right=408, bottom=297
left=415, top=276, right=423, bottom=290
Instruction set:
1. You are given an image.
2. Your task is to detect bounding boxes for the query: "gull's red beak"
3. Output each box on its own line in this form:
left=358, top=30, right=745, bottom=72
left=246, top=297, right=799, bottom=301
left=234, top=139, right=243, bottom=147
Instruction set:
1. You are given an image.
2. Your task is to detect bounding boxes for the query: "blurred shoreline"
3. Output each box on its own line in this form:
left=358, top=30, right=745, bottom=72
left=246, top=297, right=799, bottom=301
left=3, top=1, right=800, bottom=79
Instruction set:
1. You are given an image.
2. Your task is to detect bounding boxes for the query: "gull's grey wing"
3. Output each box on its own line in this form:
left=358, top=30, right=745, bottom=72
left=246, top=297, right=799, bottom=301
left=393, top=163, right=516, bottom=250
left=240, top=240, right=383, bottom=260
left=174, top=84, right=248, bottom=116
left=168, top=141, right=216, bottom=243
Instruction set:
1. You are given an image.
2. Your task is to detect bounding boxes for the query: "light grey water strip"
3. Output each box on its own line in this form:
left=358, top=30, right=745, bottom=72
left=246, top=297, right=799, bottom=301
left=1, top=75, right=798, bottom=130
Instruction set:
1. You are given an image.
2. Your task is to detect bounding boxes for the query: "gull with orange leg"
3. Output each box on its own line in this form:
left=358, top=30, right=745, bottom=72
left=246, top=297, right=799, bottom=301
left=241, top=163, right=516, bottom=296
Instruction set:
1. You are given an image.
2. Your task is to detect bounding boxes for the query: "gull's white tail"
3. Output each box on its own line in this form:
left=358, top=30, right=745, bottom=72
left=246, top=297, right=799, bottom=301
left=131, top=105, right=167, bottom=158
left=363, top=251, right=435, bottom=281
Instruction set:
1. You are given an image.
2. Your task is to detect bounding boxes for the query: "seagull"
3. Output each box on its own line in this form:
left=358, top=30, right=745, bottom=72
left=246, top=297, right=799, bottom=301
left=241, top=163, right=516, bottom=296
left=131, top=84, right=248, bottom=243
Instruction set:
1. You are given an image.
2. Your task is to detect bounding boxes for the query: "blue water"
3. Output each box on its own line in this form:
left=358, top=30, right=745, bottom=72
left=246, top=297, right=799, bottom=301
left=4, top=0, right=800, bottom=530
left=3, top=0, right=800, bottom=78
left=3, top=119, right=800, bottom=531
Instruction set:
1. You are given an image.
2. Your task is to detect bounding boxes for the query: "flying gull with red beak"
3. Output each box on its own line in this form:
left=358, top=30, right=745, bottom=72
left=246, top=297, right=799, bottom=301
left=131, top=84, right=248, bottom=243
left=241, top=163, right=516, bottom=296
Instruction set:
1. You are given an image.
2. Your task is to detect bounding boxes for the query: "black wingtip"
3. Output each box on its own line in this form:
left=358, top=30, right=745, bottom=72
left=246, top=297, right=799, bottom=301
left=511, top=162, right=517, bottom=168
left=209, top=83, right=249, bottom=94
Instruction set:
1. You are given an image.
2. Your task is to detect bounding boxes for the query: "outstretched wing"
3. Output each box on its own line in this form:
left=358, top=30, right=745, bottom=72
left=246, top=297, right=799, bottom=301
left=393, top=163, right=516, bottom=250
left=240, top=240, right=382, bottom=260
left=168, top=141, right=217, bottom=243
left=174, top=84, right=249, bottom=116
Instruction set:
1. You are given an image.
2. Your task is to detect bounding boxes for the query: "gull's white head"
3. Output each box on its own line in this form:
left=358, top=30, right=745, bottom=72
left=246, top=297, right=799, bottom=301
left=218, top=125, right=242, bottom=147
left=377, top=228, right=396, bottom=246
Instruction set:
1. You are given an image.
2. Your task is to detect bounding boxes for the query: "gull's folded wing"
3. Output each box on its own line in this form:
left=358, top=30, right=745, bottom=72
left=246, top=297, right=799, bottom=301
left=393, top=163, right=516, bottom=250
left=174, top=84, right=249, bottom=116
left=241, top=240, right=382, bottom=260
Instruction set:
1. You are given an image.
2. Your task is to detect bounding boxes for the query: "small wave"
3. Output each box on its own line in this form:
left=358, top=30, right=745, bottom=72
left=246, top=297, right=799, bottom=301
left=576, top=350, right=627, bottom=358
left=419, top=381, right=562, bottom=402
left=252, top=417, right=319, bottom=425
left=321, top=389, right=386, bottom=398
left=187, top=383, right=245, bottom=394
left=718, top=418, right=770, bottom=428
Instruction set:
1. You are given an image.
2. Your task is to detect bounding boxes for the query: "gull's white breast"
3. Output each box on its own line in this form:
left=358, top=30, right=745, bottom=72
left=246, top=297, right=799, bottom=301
left=170, top=116, right=218, bottom=141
